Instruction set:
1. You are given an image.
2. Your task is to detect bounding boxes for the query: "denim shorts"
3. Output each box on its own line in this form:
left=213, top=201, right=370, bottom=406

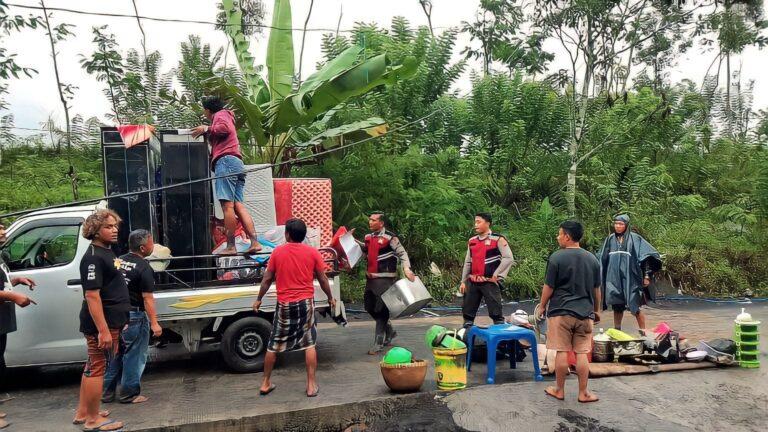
left=214, top=155, right=246, bottom=203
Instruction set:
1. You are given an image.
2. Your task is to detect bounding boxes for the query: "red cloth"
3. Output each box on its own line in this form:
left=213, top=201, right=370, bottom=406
left=267, top=242, right=325, bottom=303
left=210, top=217, right=246, bottom=250
left=117, top=124, right=155, bottom=148
left=273, top=179, right=294, bottom=224
left=567, top=340, right=594, bottom=366
left=208, top=110, right=242, bottom=164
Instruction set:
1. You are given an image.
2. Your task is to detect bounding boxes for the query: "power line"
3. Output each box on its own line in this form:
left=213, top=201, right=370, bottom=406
left=0, top=125, right=51, bottom=133
left=6, top=2, right=457, bottom=34
left=6, top=2, right=343, bottom=32
left=0, top=107, right=443, bottom=220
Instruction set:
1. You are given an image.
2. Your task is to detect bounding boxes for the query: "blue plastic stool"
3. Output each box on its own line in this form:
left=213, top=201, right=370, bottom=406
left=466, top=324, right=544, bottom=384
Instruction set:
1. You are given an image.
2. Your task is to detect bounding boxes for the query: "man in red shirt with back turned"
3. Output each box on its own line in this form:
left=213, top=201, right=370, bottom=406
left=253, top=218, right=335, bottom=398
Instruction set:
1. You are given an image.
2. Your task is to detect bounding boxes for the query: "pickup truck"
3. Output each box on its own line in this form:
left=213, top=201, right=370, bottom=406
left=2, top=202, right=343, bottom=372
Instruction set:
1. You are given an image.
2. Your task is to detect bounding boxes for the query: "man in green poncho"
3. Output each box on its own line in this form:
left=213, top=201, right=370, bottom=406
left=597, top=214, right=662, bottom=331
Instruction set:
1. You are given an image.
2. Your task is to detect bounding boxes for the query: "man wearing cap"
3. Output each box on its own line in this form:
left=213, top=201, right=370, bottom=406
left=597, top=214, right=662, bottom=330
left=356, top=212, right=415, bottom=355
left=460, top=212, right=514, bottom=327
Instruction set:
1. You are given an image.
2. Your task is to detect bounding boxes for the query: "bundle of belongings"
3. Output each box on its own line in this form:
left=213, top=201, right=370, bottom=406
left=212, top=220, right=321, bottom=281
left=591, top=322, right=736, bottom=366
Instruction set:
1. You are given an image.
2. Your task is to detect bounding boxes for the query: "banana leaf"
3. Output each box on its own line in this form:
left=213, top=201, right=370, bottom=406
left=266, top=0, right=294, bottom=100
left=296, top=117, right=388, bottom=149
left=222, top=0, right=270, bottom=104
left=267, top=54, right=418, bottom=134
left=298, top=45, right=363, bottom=95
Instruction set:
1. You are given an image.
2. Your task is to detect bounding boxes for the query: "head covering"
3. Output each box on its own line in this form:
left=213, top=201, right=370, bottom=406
left=614, top=214, right=630, bottom=235
left=614, top=214, right=630, bottom=224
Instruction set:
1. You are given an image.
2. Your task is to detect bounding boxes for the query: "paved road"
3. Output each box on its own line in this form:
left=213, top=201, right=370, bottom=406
left=2, top=301, right=766, bottom=431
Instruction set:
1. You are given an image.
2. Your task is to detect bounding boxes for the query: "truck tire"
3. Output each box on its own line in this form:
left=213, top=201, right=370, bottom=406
left=220, top=316, right=272, bottom=373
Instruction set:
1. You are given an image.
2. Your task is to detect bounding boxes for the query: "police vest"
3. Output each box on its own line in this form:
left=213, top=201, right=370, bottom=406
left=365, top=231, right=398, bottom=274
left=469, top=233, right=506, bottom=278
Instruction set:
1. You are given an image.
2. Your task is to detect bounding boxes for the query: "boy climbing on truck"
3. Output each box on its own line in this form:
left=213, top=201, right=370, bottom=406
left=192, top=96, right=262, bottom=255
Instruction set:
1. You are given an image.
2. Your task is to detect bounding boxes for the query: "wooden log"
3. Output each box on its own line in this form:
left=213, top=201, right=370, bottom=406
left=589, top=361, right=720, bottom=377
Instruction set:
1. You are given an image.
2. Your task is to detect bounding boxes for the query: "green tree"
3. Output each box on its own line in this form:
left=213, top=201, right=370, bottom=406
left=0, top=1, right=40, bottom=80
left=40, top=0, right=78, bottom=199
left=533, top=0, right=690, bottom=215
left=462, top=0, right=552, bottom=76
left=695, top=0, right=766, bottom=136
left=80, top=26, right=124, bottom=123
left=209, top=0, right=418, bottom=176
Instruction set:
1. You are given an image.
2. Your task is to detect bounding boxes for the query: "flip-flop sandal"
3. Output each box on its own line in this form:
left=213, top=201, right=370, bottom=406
left=544, top=387, right=564, bottom=401
left=307, top=386, right=319, bottom=398
left=259, top=384, right=276, bottom=396
left=578, top=396, right=600, bottom=403
left=73, top=410, right=111, bottom=425
left=118, top=395, right=148, bottom=404
left=82, top=419, right=123, bottom=432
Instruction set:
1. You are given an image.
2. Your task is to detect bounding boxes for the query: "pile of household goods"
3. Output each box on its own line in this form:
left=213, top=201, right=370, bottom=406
left=215, top=176, right=332, bottom=280
left=588, top=324, right=733, bottom=366
left=591, top=309, right=761, bottom=368
left=379, top=347, right=427, bottom=393
left=538, top=308, right=761, bottom=376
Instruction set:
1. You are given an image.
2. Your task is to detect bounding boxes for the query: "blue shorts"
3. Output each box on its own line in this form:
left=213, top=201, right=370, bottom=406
left=214, top=155, right=245, bottom=203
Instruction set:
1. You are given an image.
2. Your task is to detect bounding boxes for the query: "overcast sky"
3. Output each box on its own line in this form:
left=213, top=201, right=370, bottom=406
left=3, top=0, right=767, bottom=132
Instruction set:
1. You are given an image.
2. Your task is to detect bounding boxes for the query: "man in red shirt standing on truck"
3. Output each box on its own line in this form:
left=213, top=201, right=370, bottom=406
left=253, top=218, right=336, bottom=398
left=192, top=96, right=262, bottom=255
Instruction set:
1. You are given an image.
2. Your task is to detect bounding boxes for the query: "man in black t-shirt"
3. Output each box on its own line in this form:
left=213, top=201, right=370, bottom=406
left=0, top=224, right=36, bottom=428
left=103, top=229, right=162, bottom=404
left=537, top=220, right=601, bottom=404
left=73, top=210, right=128, bottom=431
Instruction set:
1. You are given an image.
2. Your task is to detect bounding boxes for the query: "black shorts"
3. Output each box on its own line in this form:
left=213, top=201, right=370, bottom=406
left=611, top=290, right=648, bottom=313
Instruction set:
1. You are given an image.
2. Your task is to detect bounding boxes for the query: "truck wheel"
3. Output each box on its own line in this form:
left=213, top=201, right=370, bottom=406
left=220, top=316, right=272, bottom=373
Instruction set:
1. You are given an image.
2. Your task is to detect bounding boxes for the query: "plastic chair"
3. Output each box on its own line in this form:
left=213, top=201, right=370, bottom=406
left=466, top=324, right=544, bottom=384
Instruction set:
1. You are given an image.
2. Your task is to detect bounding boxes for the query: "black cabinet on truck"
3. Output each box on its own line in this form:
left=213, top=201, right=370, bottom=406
left=101, top=127, right=213, bottom=287
left=159, top=131, right=213, bottom=285
left=101, top=127, right=160, bottom=257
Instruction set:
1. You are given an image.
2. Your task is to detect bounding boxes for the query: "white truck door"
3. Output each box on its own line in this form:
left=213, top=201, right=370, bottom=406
left=3, top=217, right=87, bottom=367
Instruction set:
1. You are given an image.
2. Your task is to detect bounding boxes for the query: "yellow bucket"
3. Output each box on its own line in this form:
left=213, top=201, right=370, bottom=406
left=432, top=347, right=467, bottom=391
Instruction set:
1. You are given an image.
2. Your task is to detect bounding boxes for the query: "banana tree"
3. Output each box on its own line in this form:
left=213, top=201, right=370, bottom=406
left=209, top=0, right=418, bottom=177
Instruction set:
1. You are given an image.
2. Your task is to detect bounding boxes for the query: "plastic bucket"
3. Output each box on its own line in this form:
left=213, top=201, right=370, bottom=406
left=432, top=347, right=467, bottom=391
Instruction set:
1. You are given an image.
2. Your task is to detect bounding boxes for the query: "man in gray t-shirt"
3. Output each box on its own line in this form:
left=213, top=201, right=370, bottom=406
left=537, top=220, right=601, bottom=404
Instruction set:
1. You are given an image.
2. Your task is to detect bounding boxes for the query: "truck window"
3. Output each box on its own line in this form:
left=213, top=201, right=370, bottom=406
left=3, top=225, right=80, bottom=271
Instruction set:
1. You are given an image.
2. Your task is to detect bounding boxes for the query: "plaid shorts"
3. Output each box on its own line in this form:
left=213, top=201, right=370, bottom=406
left=268, top=299, right=317, bottom=353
